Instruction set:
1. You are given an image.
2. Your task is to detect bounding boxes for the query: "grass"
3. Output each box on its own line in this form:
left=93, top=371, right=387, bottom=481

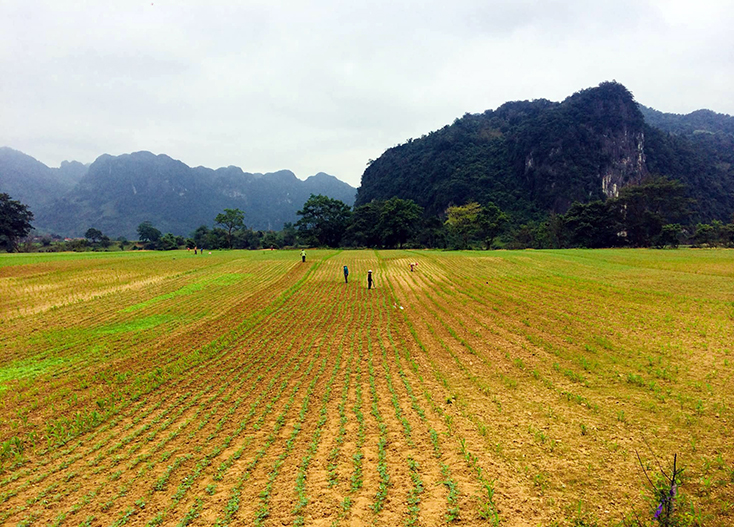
left=0, top=248, right=732, bottom=525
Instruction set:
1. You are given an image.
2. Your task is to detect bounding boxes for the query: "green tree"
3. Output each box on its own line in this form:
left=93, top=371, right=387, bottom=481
left=348, top=201, right=384, bottom=247
left=723, top=220, right=734, bottom=247
left=613, top=177, right=690, bottom=247
left=545, top=213, right=564, bottom=249
left=99, top=235, right=111, bottom=250
left=157, top=233, right=178, bottom=251
left=693, top=223, right=715, bottom=246
left=192, top=225, right=209, bottom=248
left=85, top=228, right=103, bottom=244
left=296, top=194, right=352, bottom=247
left=655, top=223, right=682, bottom=248
left=561, top=201, right=622, bottom=248
left=478, top=202, right=509, bottom=249
left=206, top=228, right=228, bottom=250
left=417, top=216, right=448, bottom=248
left=262, top=231, right=281, bottom=249
left=445, top=202, right=482, bottom=249
left=710, top=220, right=724, bottom=246
left=377, top=198, right=423, bottom=248
left=214, top=208, right=245, bottom=249
left=0, top=193, right=34, bottom=252
left=137, top=221, right=161, bottom=243
left=281, top=222, right=297, bottom=247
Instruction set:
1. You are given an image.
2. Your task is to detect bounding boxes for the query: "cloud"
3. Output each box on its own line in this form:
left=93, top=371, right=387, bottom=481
left=1, top=0, right=733, bottom=187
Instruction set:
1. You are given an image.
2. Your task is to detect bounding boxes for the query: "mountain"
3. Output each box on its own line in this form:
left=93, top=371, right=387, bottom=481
left=639, top=106, right=734, bottom=136
left=355, top=82, right=734, bottom=223
left=0, top=147, right=87, bottom=213
left=639, top=106, right=734, bottom=222
left=1, top=150, right=355, bottom=238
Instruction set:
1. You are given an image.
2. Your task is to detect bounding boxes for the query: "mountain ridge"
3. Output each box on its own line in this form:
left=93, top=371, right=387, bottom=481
left=355, top=81, right=734, bottom=224
left=0, top=148, right=356, bottom=238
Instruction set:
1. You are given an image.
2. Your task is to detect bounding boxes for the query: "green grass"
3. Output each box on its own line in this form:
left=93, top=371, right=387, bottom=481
left=0, top=357, right=70, bottom=394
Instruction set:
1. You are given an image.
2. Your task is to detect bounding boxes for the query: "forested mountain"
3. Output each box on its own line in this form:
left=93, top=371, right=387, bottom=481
left=356, top=82, right=734, bottom=224
left=0, top=149, right=356, bottom=238
left=639, top=105, right=734, bottom=136
left=0, top=147, right=87, bottom=212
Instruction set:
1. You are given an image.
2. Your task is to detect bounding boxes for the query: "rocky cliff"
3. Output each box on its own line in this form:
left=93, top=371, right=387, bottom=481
left=356, top=82, right=654, bottom=219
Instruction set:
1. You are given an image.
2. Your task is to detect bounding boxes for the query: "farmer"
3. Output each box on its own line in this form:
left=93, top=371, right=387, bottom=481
left=301, top=249, right=306, bottom=263
left=343, top=265, right=349, bottom=283
left=367, top=269, right=373, bottom=290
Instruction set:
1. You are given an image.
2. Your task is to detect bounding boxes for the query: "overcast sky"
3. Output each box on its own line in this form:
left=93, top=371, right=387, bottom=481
left=2, top=0, right=733, bottom=187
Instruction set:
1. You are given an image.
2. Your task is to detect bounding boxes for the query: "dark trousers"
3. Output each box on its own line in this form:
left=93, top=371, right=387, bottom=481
left=302, top=256, right=305, bottom=262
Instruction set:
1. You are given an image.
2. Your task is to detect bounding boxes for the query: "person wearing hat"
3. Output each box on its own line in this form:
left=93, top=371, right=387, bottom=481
left=367, top=269, right=373, bottom=290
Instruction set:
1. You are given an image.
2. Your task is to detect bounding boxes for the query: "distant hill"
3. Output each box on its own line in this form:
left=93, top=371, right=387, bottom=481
left=638, top=105, right=734, bottom=222
left=0, top=147, right=87, bottom=213
left=356, top=82, right=734, bottom=223
left=638, top=105, right=734, bottom=136
left=0, top=149, right=356, bottom=238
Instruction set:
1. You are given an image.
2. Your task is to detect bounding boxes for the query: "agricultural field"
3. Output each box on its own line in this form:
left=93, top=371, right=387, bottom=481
left=0, top=248, right=733, bottom=526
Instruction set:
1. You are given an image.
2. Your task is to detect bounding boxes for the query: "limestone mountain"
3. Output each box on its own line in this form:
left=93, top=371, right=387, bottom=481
left=355, top=82, right=734, bottom=223
left=1, top=149, right=355, bottom=238
left=0, top=147, right=87, bottom=212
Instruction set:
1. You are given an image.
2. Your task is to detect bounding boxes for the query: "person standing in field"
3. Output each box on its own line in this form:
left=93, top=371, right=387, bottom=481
left=367, top=269, right=373, bottom=290
left=301, top=249, right=306, bottom=263
left=343, top=265, right=349, bottom=283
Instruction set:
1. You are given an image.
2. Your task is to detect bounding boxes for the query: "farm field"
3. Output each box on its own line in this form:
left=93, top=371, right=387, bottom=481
left=0, top=248, right=733, bottom=526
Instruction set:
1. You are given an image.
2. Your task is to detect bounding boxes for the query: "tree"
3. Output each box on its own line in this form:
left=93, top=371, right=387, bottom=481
left=262, top=231, right=281, bottom=249
left=206, top=228, right=228, bottom=250
left=281, top=222, right=297, bottom=247
left=417, top=216, right=448, bottom=248
left=478, top=202, right=509, bottom=249
left=214, top=208, right=245, bottom=249
left=192, top=225, right=209, bottom=248
left=157, top=233, right=178, bottom=251
left=0, top=193, right=34, bottom=252
left=85, top=228, right=103, bottom=244
left=655, top=223, right=682, bottom=248
left=445, top=202, right=482, bottom=249
left=296, top=194, right=352, bottom=247
left=137, top=221, right=161, bottom=243
left=348, top=201, right=384, bottom=247
left=377, top=197, right=423, bottom=248
left=693, top=223, right=715, bottom=246
left=613, top=177, right=690, bottom=247
left=561, top=200, right=622, bottom=248
left=99, top=235, right=111, bottom=249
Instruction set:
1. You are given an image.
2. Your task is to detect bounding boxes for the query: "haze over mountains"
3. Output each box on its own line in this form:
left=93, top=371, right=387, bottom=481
left=0, top=148, right=356, bottom=239
left=2, top=82, right=733, bottom=240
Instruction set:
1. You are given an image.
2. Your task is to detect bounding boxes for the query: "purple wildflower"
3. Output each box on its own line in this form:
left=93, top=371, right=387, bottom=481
left=654, top=502, right=664, bottom=520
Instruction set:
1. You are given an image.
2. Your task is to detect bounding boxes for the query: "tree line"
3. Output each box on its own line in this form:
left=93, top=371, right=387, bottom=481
left=2, top=178, right=733, bottom=253
left=294, top=178, right=733, bottom=250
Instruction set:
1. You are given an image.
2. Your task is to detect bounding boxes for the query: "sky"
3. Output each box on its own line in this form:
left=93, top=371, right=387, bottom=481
left=2, top=0, right=733, bottom=188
